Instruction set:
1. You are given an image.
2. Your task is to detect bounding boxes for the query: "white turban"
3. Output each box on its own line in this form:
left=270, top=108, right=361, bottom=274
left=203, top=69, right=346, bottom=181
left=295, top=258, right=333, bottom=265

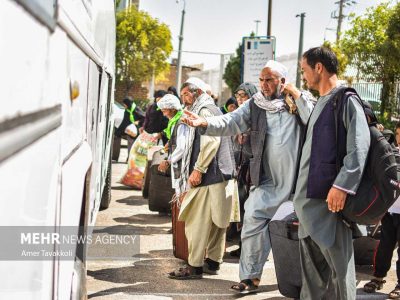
left=185, top=77, right=207, bottom=92
left=157, top=94, right=182, bottom=110
left=263, top=60, right=288, bottom=79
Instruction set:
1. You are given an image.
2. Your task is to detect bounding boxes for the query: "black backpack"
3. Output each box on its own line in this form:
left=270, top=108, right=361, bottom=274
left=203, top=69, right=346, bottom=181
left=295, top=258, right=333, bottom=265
left=333, top=87, right=400, bottom=225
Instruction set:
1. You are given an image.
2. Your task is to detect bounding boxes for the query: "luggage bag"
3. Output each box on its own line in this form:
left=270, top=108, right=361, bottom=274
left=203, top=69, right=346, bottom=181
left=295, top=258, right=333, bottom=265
left=269, top=213, right=301, bottom=299
left=147, top=149, right=174, bottom=213
left=172, top=197, right=189, bottom=261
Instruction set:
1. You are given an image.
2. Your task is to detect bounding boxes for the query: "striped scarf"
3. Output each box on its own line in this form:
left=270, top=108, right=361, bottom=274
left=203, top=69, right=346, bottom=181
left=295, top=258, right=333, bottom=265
left=253, top=91, right=286, bottom=113
left=177, top=93, right=215, bottom=195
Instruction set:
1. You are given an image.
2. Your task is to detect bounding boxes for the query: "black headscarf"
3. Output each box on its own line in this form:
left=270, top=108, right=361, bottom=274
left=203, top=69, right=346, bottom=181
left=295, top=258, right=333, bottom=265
left=167, top=86, right=180, bottom=99
left=115, top=97, right=145, bottom=137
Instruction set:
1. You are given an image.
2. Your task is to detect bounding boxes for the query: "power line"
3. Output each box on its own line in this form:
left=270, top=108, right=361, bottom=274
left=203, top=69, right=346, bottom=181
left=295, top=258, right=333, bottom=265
left=331, top=0, right=357, bottom=43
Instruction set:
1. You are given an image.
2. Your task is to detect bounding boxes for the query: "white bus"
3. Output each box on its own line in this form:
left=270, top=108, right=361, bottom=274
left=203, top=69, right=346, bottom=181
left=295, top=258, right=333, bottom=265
left=0, top=0, right=116, bottom=299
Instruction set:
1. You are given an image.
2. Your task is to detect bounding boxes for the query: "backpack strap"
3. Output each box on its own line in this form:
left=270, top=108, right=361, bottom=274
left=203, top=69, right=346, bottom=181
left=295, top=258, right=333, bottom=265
left=332, top=86, right=366, bottom=170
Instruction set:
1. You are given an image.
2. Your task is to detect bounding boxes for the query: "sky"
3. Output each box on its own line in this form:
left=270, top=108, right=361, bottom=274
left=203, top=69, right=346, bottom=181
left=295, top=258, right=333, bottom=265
left=139, top=0, right=388, bottom=70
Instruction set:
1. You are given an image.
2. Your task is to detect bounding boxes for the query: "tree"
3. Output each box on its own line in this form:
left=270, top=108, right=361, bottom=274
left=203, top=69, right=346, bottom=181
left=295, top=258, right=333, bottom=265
left=223, top=44, right=241, bottom=93
left=340, top=3, right=400, bottom=118
left=116, top=6, right=172, bottom=95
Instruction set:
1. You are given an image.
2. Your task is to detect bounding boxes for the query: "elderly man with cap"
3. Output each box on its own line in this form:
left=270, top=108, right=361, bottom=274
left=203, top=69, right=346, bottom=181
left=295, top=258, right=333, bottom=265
left=182, top=61, right=314, bottom=292
left=156, top=94, right=187, bottom=194
left=167, top=77, right=235, bottom=280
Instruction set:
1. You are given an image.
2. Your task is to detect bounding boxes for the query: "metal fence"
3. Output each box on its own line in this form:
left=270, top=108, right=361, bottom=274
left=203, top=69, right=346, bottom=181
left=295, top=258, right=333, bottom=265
left=350, top=81, right=400, bottom=116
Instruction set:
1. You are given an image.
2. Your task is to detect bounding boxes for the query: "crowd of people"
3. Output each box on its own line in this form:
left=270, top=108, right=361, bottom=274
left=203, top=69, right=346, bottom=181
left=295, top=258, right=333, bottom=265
left=114, top=46, right=400, bottom=300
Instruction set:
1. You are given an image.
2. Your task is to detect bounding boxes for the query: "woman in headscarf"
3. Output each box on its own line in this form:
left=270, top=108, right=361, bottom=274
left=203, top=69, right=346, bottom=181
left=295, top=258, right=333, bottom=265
left=167, top=86, right=180, bottom=99
left=141, top=90, right=169, bottom=144
left=113, top=97, right=145, bottom=160
left=234, top=82, right=258, bottom=106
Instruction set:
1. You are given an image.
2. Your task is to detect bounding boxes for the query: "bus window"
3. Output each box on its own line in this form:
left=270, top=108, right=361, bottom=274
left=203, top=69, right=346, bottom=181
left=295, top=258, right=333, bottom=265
left=16, top=0, right=57, bottom=30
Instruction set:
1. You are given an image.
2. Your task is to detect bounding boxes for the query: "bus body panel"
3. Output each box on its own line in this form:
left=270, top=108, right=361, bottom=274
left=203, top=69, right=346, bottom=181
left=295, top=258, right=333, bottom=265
left=0, top=0, right=116, bottom=298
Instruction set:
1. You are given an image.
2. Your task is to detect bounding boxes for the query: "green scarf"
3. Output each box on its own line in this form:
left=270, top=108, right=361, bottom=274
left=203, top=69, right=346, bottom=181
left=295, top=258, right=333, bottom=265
left=126, top=102, right=137, bottom=123
left=164, top=110, right=183, bottom=140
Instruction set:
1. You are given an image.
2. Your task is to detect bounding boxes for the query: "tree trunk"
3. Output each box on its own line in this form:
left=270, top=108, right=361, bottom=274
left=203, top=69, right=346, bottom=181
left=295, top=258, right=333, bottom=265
left=380, top=75, right=395, bottom=120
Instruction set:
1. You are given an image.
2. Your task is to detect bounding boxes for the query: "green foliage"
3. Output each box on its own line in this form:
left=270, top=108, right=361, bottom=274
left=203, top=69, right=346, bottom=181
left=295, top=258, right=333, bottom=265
left=116, top=6, right=172, bottom=95
left=340, top=3, right=400, bottom=117
left=223, top=45, right=241, bottom=93
left=378, top=111, right=396, bottom=131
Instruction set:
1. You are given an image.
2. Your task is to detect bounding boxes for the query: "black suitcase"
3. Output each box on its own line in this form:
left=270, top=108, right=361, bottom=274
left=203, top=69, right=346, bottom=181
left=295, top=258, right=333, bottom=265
left=148, top=150, right=175, bottom=213
left=142, top=160, right=151, bottom=199
left=269, top=213, right=301, bottom=299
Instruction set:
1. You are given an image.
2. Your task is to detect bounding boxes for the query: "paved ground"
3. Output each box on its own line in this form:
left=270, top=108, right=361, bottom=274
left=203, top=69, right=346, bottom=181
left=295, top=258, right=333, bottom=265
left=87, top=142, right=398, bottom=299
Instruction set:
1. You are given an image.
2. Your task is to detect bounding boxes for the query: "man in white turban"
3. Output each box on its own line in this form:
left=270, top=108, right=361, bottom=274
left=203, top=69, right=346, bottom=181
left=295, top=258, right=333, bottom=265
left=168, top=77, right=235, bottom=280
left=182, top=60, right=315, bottom=292
left=157, top=94, right=187, bottom=194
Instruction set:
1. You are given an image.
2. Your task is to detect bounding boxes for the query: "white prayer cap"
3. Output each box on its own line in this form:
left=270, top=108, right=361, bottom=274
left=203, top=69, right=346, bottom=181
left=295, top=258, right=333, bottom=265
left=185, top=77, right=207, bottom=92
left=157, top=94, right=182, bottom=110
left=263, top=60, right=288, bottom=79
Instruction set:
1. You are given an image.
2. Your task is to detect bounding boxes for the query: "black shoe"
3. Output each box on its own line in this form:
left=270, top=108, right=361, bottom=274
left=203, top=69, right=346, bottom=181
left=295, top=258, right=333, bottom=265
left=229, top=247, right=241, bottom=257
left=203, top=258, right=220, bottom=275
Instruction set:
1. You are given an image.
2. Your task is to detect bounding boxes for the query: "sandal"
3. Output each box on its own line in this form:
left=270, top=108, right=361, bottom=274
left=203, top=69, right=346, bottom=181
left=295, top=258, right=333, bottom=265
left=231, top=279, right=259, bottom=294
left=389, top=285, right=400, bottom=299
left=168, top=266, right=203, bottom=280
left=363, top=278, right=386, bottom=293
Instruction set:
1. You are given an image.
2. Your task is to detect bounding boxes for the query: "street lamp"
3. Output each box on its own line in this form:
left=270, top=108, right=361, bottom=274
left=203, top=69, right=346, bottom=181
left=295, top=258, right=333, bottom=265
left=267, top=0, right=272, bottom=36
left=254, top=20, right=261, bottom=36
left=176, top=0, right=186, bottom=92
left=295, top=13, right=305, bottom=88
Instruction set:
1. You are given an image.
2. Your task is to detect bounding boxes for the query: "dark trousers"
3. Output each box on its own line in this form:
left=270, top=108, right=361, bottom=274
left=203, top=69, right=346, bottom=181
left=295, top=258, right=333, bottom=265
left=112, top=135, right=121, bottom=161
left=374, top=212, right=400, bottom=283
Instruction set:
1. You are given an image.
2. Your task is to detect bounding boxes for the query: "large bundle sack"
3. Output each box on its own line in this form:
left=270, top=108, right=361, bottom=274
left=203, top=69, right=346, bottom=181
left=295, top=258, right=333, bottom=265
left=120, top=131, right=158, bottom=189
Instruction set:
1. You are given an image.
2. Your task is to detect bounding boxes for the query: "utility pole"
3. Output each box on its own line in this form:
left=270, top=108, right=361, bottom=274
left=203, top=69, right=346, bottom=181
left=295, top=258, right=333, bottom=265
left=254, top=20, right=261, bottom=36
left=296, top=13, right=305, bottom=88
left=267, top=0, right=272, bottom=36
left=176, top=0, right=186, bottom=92
left=336, top=0, right=344, bottom=43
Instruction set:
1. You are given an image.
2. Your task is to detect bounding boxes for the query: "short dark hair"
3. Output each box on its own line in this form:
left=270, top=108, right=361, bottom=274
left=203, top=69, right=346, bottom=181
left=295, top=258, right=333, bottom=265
left=153, top=90, right=167, bottom=99
left=302, top=47, right=338, bottom=74
left=396, top=121, right=400, bottom=130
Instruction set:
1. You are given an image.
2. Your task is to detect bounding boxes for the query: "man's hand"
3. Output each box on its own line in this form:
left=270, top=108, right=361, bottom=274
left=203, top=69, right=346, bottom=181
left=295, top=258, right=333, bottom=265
left=158, top=160, right=170, bottom=173
left=326, top=187, right=348, bottom=213
left=377, top=123, right=384, bottom=132
left=188, top=169, right=202, bottom=187
left=282, top=83, right=301, bottom=100
left=181, top=110, right=208, bottom=127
